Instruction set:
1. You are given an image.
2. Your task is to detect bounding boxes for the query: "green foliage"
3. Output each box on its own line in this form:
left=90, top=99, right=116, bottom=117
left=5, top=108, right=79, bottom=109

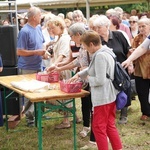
left=117, top=3, right=149, bottom=13
left=51, top=2, right=149, bottom=17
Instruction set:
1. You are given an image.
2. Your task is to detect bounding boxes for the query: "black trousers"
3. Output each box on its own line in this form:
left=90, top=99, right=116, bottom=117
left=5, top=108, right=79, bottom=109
left=135, top=76, right=150, bottom=116
left=81, top=88, right=95, bottom=142
left=81, top=93, right=92, bottom=127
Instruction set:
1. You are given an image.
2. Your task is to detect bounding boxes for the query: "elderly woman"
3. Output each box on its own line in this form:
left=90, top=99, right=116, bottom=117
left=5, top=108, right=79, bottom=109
left=109, top=15, right=131, bottom=46
left=72, top=9, right=85, bottom=23
left=93, top=15, right=133, bottom=124
left=129, top=16, right=139, bottom=38
left=70, top=30, right=123, bottom=150
left=47, top=23, right=97, bottom=149
left=46, top=16, right=72, bottom=129
left=129, top=17, right=150, bottom=120
left=41, top=13, right=56, bottom=70
left=88, top=14, right=99, bottom=31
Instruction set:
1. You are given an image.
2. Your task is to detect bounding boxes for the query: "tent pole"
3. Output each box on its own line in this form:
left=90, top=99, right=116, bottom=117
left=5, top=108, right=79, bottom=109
left=86, top=0, right=90, bottom=21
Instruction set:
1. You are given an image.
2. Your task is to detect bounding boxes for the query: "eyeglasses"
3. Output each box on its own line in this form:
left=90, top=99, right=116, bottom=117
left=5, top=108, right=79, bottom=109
left=129, top=21, right=137, bottom=24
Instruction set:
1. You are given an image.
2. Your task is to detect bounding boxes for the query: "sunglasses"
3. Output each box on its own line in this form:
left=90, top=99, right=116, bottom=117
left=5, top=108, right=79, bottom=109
left=129, top=21, right=137, bottom=24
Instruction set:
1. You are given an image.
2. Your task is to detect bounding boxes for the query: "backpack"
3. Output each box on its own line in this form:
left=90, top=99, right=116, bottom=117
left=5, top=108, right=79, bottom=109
left=106, top=54, right=131, bottom=92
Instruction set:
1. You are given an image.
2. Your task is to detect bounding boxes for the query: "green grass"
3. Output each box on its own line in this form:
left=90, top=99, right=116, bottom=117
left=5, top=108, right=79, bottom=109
left=0, top=97, right=150, bottom=150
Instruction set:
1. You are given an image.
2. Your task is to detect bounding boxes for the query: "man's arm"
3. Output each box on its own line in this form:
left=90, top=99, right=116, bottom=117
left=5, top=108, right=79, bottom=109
left=17, top=49, right=46, bottom=57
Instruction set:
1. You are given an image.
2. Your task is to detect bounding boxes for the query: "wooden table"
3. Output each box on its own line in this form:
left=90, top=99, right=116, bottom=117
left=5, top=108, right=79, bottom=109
left=0, top=74, right=89, bottom=150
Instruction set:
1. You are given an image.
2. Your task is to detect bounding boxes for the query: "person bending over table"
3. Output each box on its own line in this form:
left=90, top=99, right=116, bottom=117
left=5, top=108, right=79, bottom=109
left=69, top=30, right=123, bottom=150
left=46, top=23, right=97, bottom=149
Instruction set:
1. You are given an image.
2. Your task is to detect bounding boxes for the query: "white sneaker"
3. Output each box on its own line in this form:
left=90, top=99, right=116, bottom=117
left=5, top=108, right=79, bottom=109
left=80, top=141, right=97, bottom=150
left=79, top=126, right=90, bottom=138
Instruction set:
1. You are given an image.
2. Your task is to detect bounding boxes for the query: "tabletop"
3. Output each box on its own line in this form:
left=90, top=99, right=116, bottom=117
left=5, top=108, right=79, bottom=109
left=0, top=74, right=89, bottom=102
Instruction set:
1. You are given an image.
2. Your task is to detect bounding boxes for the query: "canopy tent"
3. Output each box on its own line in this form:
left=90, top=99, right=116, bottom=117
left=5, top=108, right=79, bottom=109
left=0, top=0, right=149, bottom=9
left=0, top=0, right=149, bottom=19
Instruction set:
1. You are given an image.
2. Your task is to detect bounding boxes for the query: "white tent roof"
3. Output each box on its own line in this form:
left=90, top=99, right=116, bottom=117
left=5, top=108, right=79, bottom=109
left=0, top=0, right=148, bottom=9
left=0, top=0, right=148, bottom=21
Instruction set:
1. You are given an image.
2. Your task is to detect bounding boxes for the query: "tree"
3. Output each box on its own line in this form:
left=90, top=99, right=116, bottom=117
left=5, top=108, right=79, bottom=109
left=53, top=2, right=149, bottom=17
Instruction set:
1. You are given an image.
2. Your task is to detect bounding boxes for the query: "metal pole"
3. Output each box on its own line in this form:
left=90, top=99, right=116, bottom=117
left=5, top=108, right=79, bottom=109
left=86, top=0, right=90, bottom=21
left=8, top=0, right=13, bottom=24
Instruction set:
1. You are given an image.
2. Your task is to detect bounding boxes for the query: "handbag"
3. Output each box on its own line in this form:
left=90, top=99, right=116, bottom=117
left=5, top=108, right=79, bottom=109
left=116, top=91, right=127, bottom=110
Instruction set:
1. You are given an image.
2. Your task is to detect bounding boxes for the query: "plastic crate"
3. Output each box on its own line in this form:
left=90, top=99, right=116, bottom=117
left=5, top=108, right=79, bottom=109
left=36, top=72, right=59, bottom=83
left=59, top=80, right=82, bottom=93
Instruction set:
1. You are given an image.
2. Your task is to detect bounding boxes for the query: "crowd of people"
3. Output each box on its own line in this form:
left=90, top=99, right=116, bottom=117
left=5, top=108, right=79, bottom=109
left=0, top=6, right=150, bottom=150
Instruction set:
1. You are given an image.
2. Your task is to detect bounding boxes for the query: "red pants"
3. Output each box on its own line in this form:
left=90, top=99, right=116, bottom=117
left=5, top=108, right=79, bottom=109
left=92, top=101, right=122, bottom=150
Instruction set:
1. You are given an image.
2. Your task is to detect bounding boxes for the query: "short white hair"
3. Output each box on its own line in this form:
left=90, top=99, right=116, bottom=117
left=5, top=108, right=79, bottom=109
left=138, top=17, right=150, bottom=25
left=58, top=13, right=65, bottom=19
left=105, top=8, right=116, bottom=17
left=93, top=15, right=111, bottom=28
left=129, top=16, right=139, bottom=22
left=114, top=7, right=123, bottom=15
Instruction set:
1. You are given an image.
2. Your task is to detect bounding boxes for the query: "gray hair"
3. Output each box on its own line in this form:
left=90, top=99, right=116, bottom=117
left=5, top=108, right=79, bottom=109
left=27, top=7, right=41, bottom=19
left=93, top=15, right=111, bottom=28
left=138, top=17, right=150, bottom=25
left=44, top=13, right=56, bottom=27
left=68, top=23, right=86, bottom=35
left=114, top=7, right=123, bottom=15
left=105, top=8, right=116, bottom=17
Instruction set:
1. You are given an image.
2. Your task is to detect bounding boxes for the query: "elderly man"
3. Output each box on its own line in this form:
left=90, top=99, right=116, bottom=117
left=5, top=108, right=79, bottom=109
left=17, top=6, right=46, bottom=127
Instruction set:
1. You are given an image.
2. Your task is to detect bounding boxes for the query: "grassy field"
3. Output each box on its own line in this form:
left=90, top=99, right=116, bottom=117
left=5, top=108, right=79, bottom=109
left=0, top=97, right=150, bottom=150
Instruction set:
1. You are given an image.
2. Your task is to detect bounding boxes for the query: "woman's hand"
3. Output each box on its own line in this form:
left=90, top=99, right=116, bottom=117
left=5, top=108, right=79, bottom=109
left=127, top=63, right=134, bottom=75
left=43, top=51, right=51, bottom=59
left=45, top=65, right=55, bottom=73
left=122, top=59, right=132, bottom=69
left=67, top=74, right=80, bottom=83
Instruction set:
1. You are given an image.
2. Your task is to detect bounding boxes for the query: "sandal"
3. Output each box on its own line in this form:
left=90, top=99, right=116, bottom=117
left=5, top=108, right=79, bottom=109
left=80, top=126, right=90, bottom=138
left=76, top=118, right=82, bottom=124
left=55, top=122, right=71, bottom=129
left=140, top=115, right=149, bottom=121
